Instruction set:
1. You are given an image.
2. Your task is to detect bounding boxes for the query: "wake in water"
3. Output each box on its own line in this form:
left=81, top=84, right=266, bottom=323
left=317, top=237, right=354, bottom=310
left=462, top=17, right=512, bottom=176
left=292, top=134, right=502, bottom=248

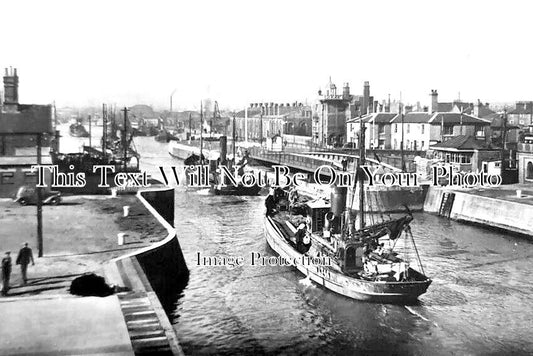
left=299, top=275, right=313, bottom=287
left=196, top=188, right=212, bottom=195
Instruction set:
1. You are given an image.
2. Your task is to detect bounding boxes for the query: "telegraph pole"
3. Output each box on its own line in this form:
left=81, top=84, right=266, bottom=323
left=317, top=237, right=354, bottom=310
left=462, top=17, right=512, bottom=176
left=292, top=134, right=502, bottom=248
left=400, top=101, right=406, bottom=172
left=122, top=107, right=129, bottom=171
left=501, top=109, right=508, bottom=171
left=260, top=111, right=263, bottom=146
left=36, top=134, right=43, bottom=257
left=102, top=104, right=108, bottom=159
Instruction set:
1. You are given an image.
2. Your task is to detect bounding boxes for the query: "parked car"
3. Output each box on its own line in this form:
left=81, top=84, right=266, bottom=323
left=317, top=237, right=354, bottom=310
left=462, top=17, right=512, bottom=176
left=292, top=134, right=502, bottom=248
left=14, top=186, right=61, bottom=206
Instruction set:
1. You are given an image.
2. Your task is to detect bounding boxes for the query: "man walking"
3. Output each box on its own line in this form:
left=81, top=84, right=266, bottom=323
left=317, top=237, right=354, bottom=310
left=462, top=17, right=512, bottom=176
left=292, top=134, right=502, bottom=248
left=16, top=243, right=34, bottom=285
left=1, top=251, right=12, bottom=296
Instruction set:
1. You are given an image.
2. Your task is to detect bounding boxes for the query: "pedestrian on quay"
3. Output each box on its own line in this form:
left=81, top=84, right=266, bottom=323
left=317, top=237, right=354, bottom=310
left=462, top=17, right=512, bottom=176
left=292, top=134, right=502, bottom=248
left=342, top=158, right=348, bottom=171
left=1, top=251, right=12, bottom=296
left=16, top=242, right=34, bottom=285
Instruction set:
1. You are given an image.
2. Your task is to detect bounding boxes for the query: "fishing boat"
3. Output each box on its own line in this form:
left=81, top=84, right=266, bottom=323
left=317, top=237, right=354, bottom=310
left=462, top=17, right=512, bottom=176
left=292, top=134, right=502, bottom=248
left=51, top=106, right=141, bottom=194
left=211, top=116, right=262, bottom=196
left=155, top=128, right=179, bottom=142
left=263, top=119, right=431, bottom=303
left=69, top=119, right=89, bottom=137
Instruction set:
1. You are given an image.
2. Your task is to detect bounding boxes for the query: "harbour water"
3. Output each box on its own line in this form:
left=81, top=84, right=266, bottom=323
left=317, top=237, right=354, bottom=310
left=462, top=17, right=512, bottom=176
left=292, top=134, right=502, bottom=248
left=65, top=133, right=533, bottom=355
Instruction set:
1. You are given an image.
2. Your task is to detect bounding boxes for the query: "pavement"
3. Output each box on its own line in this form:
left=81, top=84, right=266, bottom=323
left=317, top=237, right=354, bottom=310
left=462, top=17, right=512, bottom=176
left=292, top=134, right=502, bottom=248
left=0, top=194, right=168, bottom=355
left=0, top=295, right=133, bottom=356
left=0, top=195, right=165, bottom=295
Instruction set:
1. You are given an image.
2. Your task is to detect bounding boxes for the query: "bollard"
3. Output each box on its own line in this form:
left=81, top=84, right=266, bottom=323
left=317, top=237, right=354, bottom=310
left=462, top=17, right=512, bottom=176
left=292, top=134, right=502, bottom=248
left=123, top=205, right=130, bottom=217
left=516, top=190, right=522, bottom=198
left=117, top=233, right=125, bottom=245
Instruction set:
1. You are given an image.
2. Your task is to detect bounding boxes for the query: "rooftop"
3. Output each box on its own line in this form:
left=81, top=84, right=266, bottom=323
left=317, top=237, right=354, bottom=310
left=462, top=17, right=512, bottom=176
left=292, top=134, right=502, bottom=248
left=430, top=135, right=496, bottom=151
left=390, top=112, right=432, bottom=123
left=429, top=112, right=491, bottom=125
left=0, top=104, right=53, bottom=134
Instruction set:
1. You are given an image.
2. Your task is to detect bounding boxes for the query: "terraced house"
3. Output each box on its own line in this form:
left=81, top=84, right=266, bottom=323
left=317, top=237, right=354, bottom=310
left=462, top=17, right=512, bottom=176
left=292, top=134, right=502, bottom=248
left=346, top=113, right=398, bottom=149
left=389, top=112, right=490, bottom=151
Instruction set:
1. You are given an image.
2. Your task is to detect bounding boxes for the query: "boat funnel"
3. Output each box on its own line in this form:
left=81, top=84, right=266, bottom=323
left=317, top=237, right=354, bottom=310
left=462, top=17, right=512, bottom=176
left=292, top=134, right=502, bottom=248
left=330, top=186, right=347, bottom=233
left=220, top=135, right=227, bottom=165
left=330, top=186, right=347, bottom=217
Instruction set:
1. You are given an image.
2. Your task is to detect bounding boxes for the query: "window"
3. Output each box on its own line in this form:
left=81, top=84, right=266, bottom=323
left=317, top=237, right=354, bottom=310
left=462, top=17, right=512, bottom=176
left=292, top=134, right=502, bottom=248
left=1, top=172, right=15, bottom=185
left=459, top=155, right=471, bottom=164
left=378, top=124, right=385, bottom=133
left=443, top=126, right=454, bottom=135
left=527, top=162, right=533, bottom=179
left=23, top=170, right=37, bottom=183
left=394, top=124, right=397, bottom=133
left=421, top=124, right=425, bottom=134
left=421, top=141, right=425, bottom=149
left=407, top=124, right=410, bottom=134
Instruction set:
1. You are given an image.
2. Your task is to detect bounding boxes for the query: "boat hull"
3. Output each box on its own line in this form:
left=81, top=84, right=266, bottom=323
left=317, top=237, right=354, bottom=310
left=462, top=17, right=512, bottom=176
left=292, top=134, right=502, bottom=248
left=213, top=184, right=262, bottom=196
left=264, top=216, right=431, bottom=303
left=168, top=141, right=219, bottom=161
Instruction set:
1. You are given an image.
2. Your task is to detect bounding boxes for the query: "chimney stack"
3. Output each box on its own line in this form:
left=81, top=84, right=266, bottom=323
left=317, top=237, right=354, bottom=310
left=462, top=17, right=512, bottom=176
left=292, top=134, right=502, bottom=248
left=362, top=81, right=370, bottom=115
left=473, top=99, right=482, bottom=117
left=343, top=82, right=350, bottom=98
left=3, top=67, right=19, bottom=109
left=430, top=89, right=438, bottom=113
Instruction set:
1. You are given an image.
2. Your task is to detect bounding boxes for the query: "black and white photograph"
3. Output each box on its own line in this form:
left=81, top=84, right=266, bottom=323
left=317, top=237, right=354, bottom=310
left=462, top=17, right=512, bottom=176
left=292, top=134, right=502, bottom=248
left=1, top=1, right=532, bottom=355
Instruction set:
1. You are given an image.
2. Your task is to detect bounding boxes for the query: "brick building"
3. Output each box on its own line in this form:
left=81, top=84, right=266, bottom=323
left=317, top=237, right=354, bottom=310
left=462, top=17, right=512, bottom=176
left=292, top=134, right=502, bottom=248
left=0, top=68, right=53, bottom=197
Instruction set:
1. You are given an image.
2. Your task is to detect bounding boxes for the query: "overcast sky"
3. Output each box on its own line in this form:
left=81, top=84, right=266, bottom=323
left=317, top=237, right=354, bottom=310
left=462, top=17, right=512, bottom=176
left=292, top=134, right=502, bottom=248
left=2, top=0, right=532, bottom=111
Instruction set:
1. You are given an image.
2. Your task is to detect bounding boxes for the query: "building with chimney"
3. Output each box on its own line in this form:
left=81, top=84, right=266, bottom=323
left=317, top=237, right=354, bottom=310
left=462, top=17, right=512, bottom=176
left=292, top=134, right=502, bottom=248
left=0, top=67, right=53, bottom=197
left=348, top=110, right=490, bottom=152
left=517, top=128, right=533, bottom=183
left=389, top=112, right=490, bottom=151
left=346, top=113, right=398, bottom=149
left=430, top=135, right=501, bottom=173
left=312, top=80, right=374, bottom=147
left=508, top=101, right=533, bottom=127
left=428, top=90, right=496, bottom=119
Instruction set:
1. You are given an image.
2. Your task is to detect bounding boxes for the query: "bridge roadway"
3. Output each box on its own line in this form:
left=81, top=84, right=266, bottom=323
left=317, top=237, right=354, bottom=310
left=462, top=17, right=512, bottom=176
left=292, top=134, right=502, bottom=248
left=248, top=147, right=401, bottom=176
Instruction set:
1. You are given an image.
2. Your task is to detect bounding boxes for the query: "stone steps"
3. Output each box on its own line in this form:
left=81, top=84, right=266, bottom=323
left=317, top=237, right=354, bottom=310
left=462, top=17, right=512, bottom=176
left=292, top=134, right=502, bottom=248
left=117, top=292, right=173, bottom=355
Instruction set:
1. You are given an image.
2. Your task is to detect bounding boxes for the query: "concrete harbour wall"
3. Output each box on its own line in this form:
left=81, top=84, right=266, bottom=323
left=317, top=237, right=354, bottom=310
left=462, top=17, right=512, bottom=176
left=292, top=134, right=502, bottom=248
left=424, top=186, right=533, bottom=237
left=104, top=188, right=189, bottom=355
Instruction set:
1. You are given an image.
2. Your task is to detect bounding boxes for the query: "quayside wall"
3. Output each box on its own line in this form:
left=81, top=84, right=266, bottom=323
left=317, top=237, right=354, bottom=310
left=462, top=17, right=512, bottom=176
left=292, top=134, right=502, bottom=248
left=134, top=189, right=189, bottom=310
left=424, top=186, right=533, bottom=238
left=104, top=188, right=189, bottom=355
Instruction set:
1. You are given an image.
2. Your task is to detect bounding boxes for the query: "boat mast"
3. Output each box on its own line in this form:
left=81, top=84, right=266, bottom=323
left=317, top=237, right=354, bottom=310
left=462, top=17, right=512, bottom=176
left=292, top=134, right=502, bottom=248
left=400, top=97, right=405, bottom=172
left=200, top=101, right=203, bottom=164
left=188, top=113, right=192, bottom=143
left=88, top=114, right=92, bottom=148
left=232, top=114, right=236, bottom=167
left=359, top=115, right=366, bottom=230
